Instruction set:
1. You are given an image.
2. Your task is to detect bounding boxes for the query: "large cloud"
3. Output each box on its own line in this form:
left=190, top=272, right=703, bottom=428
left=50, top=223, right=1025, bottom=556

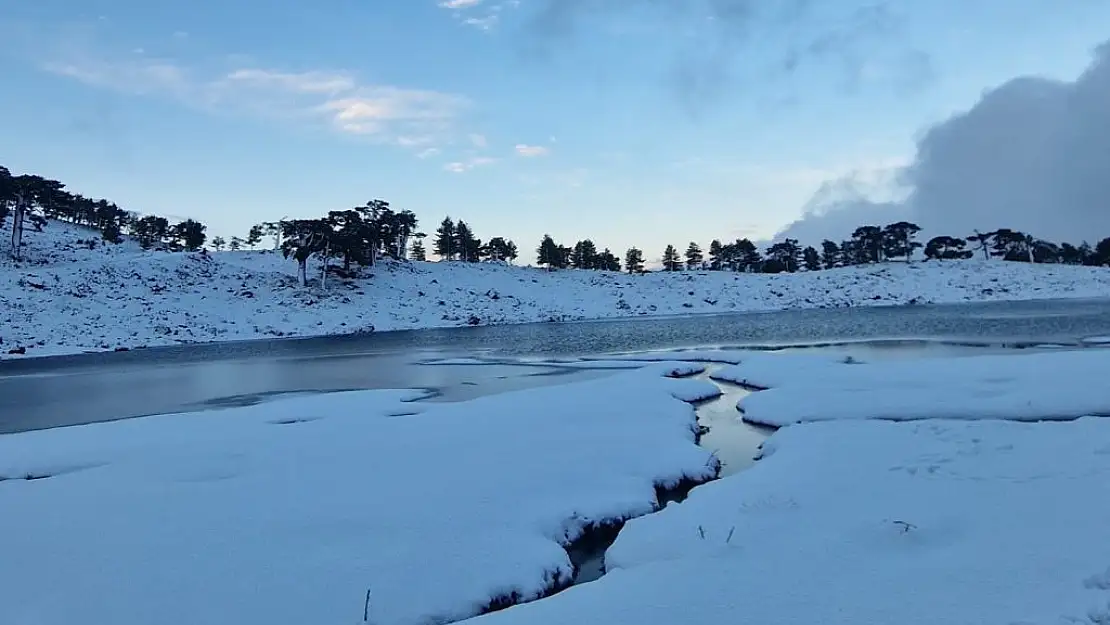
left=777, top=41, right=1110, bottom=245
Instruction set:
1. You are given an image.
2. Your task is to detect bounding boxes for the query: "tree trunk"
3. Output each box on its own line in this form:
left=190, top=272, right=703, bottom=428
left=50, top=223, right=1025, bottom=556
left=298, top=260, right=307, bottom=287
left=11, top=194, right=25, bottom=260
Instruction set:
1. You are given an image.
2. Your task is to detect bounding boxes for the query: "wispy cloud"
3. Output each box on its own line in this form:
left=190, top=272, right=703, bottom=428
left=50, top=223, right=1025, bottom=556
left=438, top=0, right=520, bottom=31
left=39, top=46, right=469, bottom=148
left=515, top=144, right=550, bottom=157
left=444, top=156, right=497, bottom=173
left=469, top=133, right=488, bottom=148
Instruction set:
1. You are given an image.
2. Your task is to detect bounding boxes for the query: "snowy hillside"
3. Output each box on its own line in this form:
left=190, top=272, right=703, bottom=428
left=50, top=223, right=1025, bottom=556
left=3, top=219, right=1110, bottom=358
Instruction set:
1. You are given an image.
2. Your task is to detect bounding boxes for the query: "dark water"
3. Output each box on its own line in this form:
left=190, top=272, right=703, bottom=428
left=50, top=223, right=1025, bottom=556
left=3, top=298, right=1110, bottom=433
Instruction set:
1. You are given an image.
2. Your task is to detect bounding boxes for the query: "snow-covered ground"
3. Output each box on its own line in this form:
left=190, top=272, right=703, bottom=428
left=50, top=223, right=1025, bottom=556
left=469, top=417, right=1110, bottom=625
left=4, top=219, right=1110, bottom=358
left=710, top=348, right=1110, bottom=426
left=6, top=342, right=1110, bottom=624
left=0, top=363, right=719, bottom=625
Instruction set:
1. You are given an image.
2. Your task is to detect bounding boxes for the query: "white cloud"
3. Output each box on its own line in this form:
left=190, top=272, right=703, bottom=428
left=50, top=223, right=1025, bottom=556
left=469, top=133, right=488, bottom=147
left=224, top=68, right=355, bottom=94
left=515, top=144, right=550, bottom=157
left=438, top=0, right=519, bottom=31
left=417, top=147, right=442, bottom=159
left=444, top=156, right=496, bottom=173
left=39, top=48, right=469, bottom=149
left=778, top=40, right=1110, bottom=246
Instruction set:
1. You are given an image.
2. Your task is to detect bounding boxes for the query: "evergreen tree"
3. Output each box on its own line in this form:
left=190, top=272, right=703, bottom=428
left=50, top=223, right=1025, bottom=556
left=454, top=220, right=480, bottom=262
left=882, top=221, right=923, bottom=261
left=246, top=225, right=263, bottom=249
left=765, top=239, right=801, bottom=273
left=624, top=247, right=645, bottom=274
left=1095, top=238, right=1110, bottom=266
left=211, top=236, right=226, bottom=251
left=684, top=242, right=704, bottom=270
left=708, top=239, right=724, bottom=270
left=852, top=226, right=883, bottom=263
left=1079, top=242, right=1096, bottom=266
left=556, top=245, right=573, bottom=269
left=484, top=237, right=518, bottom=262
left=802, top=246, right=821, bottom=271
left=171, top=219, right=207, bottom=251
left=281, top=219, right=329, bottom=286
left=1060, top=242, right=1083, bottom=265
left=820, top=240, right=840, bottom=269
left=967, top=230, right=993, bottom=260
left=662, top=244, right=682, bottom=271
left=733, top=238, right=761, bottom=272
left=132, top=215, right=170, bottom=249
left=434, top=217, right=456, bottom=260
left=101, top=221, right=123, bottom=244
left=229, top=236, right=243, bottom=251
left=924, top=236, right=972, bottom=260
left=411, top=238, right=427, bottom=262
left=596, top=248, right=621, bottom=272
left=537, top=234, right=560, bottom=269
left=571, top=239, right=599, bottom=269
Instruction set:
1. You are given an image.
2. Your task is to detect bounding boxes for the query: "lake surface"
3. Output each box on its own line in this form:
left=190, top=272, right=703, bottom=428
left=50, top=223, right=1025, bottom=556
left=3, top=297, right=1110, bottom=434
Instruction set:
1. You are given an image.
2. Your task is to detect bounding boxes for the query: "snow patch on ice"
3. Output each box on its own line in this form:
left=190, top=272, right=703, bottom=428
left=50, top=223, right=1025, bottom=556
left=712, top=349, right=1110, bottom=426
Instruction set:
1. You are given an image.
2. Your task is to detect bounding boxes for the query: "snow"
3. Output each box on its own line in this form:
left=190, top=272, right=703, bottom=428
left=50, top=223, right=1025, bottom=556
left=467, top=417, right=1110, bottom=625
left=5, top=219, right=1110, bottom=358
left=710, top=348, right=1110, bottom=427
left=0, top=365, right=718, bottom=625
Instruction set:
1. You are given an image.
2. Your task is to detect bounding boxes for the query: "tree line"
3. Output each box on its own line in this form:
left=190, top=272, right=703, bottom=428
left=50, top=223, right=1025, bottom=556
left=632, top=222, right=1110, bottom=275
left=6, top=166, right=1110, bottom=281
left=1, top=165, right=209, bottom=259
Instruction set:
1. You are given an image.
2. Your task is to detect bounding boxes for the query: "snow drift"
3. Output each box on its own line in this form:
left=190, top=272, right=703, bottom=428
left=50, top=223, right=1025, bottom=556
left=0, top=364, right=718, bottom=625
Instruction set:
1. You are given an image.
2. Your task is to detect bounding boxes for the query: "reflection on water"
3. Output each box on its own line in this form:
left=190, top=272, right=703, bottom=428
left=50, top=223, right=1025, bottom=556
left=692, top=372, right=771, bottom=477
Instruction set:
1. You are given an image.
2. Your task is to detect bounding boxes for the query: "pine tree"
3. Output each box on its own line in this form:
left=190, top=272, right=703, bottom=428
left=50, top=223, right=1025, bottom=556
left=101, top=221, right=122, bottom=244
left=171, top=219, right=207, bottom=252
left=454, top=220, right=479, bottom=262
left=820, top=240, right=840, bottom=269
left=624, top=247, right=645, bottom=274
left=708, top=240, right=724, bottom=270
left=246, top=225, right=263, bottom=249
left=211, top=236, right=226, bottom=251
left=411, top=239, right=427, bottom=261
left=571, top=240, right=599, bottom=269
left=684, top=242, right=704, bottom=270
left=882, top=221, right=923, bottom=261
left=852, top=226, right=884, bottom=263
left=802, top=246, right=821, bottom=271
left=733, top=239, right=761, bottom=272
left=662, top=245, right=682, bottom=271
left=596, top=248, right=621, bottom=272
left=434, top=217, right=456, bottom=260
left=537, top=234, right=560, bottom=269
left=229, top=236, right=243, bottom=251
left=924, top=236, right=972, bottom=260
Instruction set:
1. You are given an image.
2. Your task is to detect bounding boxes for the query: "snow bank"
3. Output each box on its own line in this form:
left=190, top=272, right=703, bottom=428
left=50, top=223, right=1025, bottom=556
left=468, top=418, right=1110, bottom=625
left=5, top=219, right=1110, bottom=358
left=714, top=348, right=1110, bottom=426
left=0, top=367, right=717, bottom=625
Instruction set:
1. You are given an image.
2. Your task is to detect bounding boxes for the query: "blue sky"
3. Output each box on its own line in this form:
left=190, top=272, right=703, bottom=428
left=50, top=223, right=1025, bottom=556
left=2, top=0, right=1108, bottom=262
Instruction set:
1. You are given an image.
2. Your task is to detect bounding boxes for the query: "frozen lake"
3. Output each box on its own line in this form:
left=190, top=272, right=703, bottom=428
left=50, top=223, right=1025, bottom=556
left=3, top=297, right=1110, bottom=433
